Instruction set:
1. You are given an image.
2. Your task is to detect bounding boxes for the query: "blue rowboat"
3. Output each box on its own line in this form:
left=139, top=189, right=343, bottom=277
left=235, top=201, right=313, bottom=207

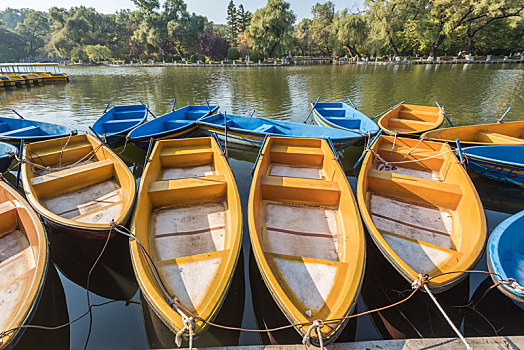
left=0, top=117, right=76, bottom=146
left=198, top=113, right=361, bottom=149
left=312, top=102, right=380, bottom=141
left=0, top=142, right=18, bottom=173
left=487, top=210, right=524, bottom=310
left=463, top=145, right=524, bottom=187
left=91, top=104, right=148, bottom=147
left=128, top=104, right=219, bottom=149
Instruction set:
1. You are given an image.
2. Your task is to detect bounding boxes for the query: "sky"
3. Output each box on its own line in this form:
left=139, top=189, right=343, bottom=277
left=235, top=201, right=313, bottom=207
left=0, top=0, right=365, bottom=24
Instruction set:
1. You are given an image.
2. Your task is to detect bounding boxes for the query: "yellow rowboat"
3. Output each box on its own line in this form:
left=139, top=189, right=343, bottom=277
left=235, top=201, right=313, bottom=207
left=357, top=136, right=486, bottom=292
left=0, top=180, right=48, bottom=348
left=130, top=137, right=242, bottom=338
left=0, top=76, right=16, bottom=88
left=249, top=136, right=365, bottom=345
left=378, top=104, right=444, bottom=136
left=21, top=134, right=136, bottom=239
left=421, top=121, right=524, bottom=146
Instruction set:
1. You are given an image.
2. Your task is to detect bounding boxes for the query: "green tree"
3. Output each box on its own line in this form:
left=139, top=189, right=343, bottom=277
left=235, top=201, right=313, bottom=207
left=227, top=0, right=238, bottom=43
left=249, top=0, right=296, bottom=58
left=293, top=18, right=313, bottom=56
left=310, top=1, right=336, bottom=55
left=334, top=10, right=368, bottom=57
left=15, top=12, right=50, bottom=56
left=85, top=44, right=112, bottom=60
left=237, top=5, right=252, bottom=33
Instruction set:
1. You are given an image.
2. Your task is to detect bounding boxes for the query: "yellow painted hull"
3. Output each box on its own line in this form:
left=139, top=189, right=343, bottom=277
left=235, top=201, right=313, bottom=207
left=357, top=136, right=486, bottom=292
left=21, top=134, right=136, bottom=235
left=378, top=104, right=444, bottom=136
left=0, top=180, right=47, bottom=348
left=130, top=137, right=242, bottom=338
left=248, top=136, right=366, bottom=345
left=421, top=121, right=524, bottom=146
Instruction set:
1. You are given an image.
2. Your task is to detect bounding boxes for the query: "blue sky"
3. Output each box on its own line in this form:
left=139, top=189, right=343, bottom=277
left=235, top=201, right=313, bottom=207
left=1, top=0, right=365, bottom=24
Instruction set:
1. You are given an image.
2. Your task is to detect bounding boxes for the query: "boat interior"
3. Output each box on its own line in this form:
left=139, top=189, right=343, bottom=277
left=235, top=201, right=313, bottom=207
left=24, top=134, right=133, bottom=225
left=381, top=104, right=442, bottom=133
left=314, top=103, right=363, bottom=129
left=252, top=137, right=363, bottom=328
left=136, top=137, right=239, bottom=317
left=203, top=114, right=287, bottom=134
left=0, top=120, right=65, bottom=138
left=361, top=136, right=483, bottom=280
left=97, top=105, right=146, bottom=135
left=425, top=122, right=524, bottom=145
left=0, top=183, right=44, bottom=340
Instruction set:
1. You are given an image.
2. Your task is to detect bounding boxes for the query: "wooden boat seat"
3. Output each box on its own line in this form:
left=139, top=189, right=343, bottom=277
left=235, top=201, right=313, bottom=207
left=260, top=175, right=340, bottom=206
left=0, top=126, right=42, bottom=137
left=367, top=169, right=462, bottom=210
left=326, top=117, right=361, bottom=128
left=476, top=132, right=523, bottom=144
left=253, top=124, right=276, bottom=133
left=148, top=175, right=227, bottom=207
left=388, top=118, right=434, bottom=125
left=104, top=118, right=143, bottom=125
left=28, top=142, right=93, bottom=166
left=270, top=145, right=324, bottom=166
left=31, top=159, right=114, bottom=198
left=159, top=146, right=213, bottom=167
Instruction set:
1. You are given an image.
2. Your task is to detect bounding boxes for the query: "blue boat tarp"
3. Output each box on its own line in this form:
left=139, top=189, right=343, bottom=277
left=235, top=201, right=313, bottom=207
left=128, top=105, right=218, bottom=148
left=91, top=104, right=148, bottom=146
left=487, top=210, right=524, bottom=309
left=463, top=145, right=524, bottom=187
left=0, top=117, right=76, bottom=146
left=198, top=113, right=362, bottom=148
left=312, top=102, right=379, bottom=136
left=0, top=142, right=18, bottom=173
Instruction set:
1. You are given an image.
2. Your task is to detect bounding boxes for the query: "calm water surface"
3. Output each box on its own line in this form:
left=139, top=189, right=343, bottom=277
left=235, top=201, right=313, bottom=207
left=1, top=64, right=523, bottom=349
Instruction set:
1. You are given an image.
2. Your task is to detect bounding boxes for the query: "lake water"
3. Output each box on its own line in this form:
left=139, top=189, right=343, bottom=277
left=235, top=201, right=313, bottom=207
left=2, top=64, right=523, bottom=349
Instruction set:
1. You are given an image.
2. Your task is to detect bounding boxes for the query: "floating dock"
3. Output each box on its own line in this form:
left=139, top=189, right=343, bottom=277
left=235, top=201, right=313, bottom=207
left=0, top=63, right=69, bottom=89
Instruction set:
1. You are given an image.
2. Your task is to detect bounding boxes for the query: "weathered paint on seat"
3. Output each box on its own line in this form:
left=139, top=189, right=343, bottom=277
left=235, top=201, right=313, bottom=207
left=249, top=136, right=366, bottom=345
left=357, top=136, right=486, bottom=292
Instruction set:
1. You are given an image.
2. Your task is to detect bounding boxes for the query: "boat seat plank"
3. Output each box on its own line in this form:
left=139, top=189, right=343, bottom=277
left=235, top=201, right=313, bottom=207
left=388, top=118, right=434, bottom=126
left=0, top=201, right=17, bottom=235
left=370, top=194, right=455, bottom=249
left=261, top=175, right=340, bottom=206
left=269, top=165, right=321, bottom=179
left=367, top=169, right=462, bottom=210
left=269, top=144, right=324, bottom=166
left=103, top=118, right=143, bottom=125
left=159, top=146, right=213, bottom=167
left=152, top=202, right=227, bottom=260
left=43, top=181, right=122, bottom=220
left=28, top=143, right=93, bottom=166
left=31, top=159, right=114, bottom=198
left=476, top=132, right=524, bottom=144
left=70, top=199, right=124, bottom=224
left=148, top=175, right=227, bottom=207
left=0, top=126, right=41, bottom=137
left=263, top=202, right=339, bottom=261
left=161, top=165, right=215, bottom=181
left=253, top=124, right=275, bottom=133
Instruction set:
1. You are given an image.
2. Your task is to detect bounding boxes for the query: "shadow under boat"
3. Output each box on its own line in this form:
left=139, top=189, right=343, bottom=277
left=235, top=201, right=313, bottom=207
left=141, top=247, right=246, bottom=348
left=47, top=226, right=138, bottom=301
left=464, top=276, right=524, bottom=337
left=14, top=263, right=70, bottom=350
left=361, top=238, right=469, bottom=340
left=248, top=249, right=357, bottom=345
left=468, top=170, right=524, bottom=214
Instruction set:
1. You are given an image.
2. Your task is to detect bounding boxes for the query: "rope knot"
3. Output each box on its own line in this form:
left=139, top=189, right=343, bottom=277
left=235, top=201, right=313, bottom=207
left=302, top=319, right=324, bottom=349
left=412, top=274, right=429, bottom=290
left=175, top=316, right=194, bottom=349
left=507, top=278, right=524, bottom=294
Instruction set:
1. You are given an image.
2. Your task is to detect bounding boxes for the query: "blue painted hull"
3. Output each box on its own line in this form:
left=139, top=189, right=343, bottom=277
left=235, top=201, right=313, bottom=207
left=198, top=113, right=361, bottom=149
left=91, top=104, right=148, bottom=147
left=487, top=210, right=524, bottom=310
left=312, top=102, right=379, bottom=141
left=128, top=105, right=218, bottom=149
left=0, top=142, right=18, bottom=173
left=464, top=146, right=524, bottom=187
left=0, top=117, right=76, bottom=146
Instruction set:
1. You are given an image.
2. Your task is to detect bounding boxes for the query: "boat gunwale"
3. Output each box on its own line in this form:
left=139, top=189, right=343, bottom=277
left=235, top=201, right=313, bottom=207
left=377, top=103, right=445, bottom=136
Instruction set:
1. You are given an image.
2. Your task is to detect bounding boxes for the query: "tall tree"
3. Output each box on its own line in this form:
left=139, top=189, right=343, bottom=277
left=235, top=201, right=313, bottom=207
left=237, top=5, right=252, bottom=33
left=196, top=31, right=229, bottom=60
left=334, top=10, right=368, bottom=57
left=226, top=0, right=238, bottom=43
left=15, top=11, right=50, bottom=56
left=310, top=1, right=336, bottom=55
left=249, top=0, right=296, bottom=58
left=293, top=18, right=313, bottom=56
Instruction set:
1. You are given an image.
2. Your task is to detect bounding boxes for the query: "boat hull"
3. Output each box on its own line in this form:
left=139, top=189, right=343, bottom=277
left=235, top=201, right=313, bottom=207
left=131, top=124, right=199, bottom=149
